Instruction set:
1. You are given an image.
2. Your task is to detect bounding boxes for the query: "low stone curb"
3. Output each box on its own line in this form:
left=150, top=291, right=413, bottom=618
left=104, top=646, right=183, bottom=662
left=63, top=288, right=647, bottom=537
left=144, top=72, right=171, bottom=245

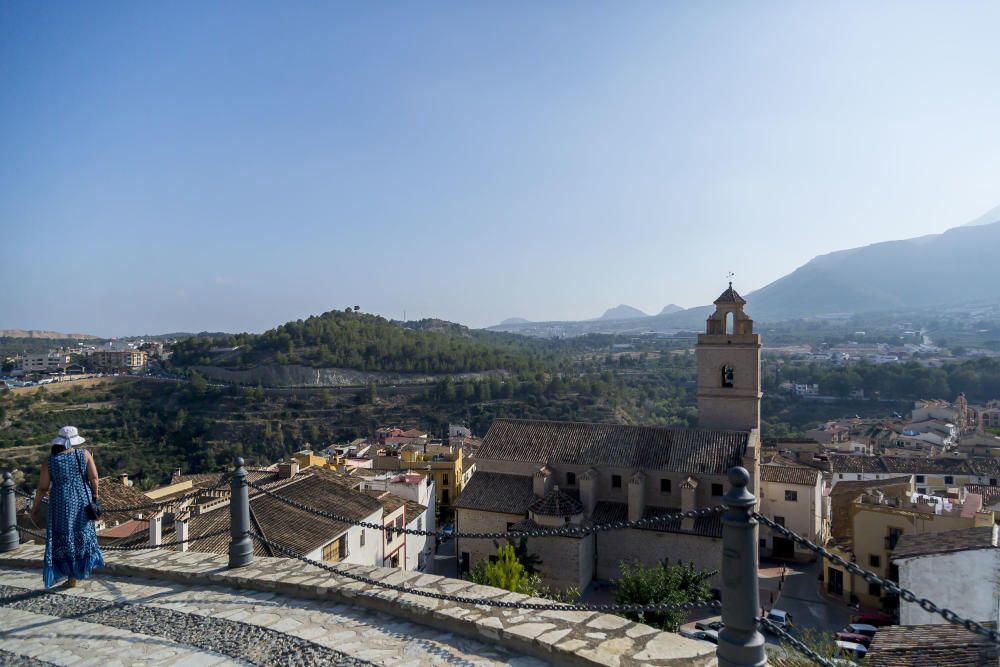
left=0, top=544, right=716, bottom=667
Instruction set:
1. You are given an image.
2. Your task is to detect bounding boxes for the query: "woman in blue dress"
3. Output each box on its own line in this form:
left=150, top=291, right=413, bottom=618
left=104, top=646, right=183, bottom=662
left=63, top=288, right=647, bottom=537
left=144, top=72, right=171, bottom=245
left=29, top=426, right=105, bottom=587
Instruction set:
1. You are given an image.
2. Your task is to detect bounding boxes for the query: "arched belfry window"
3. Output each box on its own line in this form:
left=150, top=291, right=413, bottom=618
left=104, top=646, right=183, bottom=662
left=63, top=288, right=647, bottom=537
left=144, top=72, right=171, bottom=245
left=722, top=365, right=734, bottom=388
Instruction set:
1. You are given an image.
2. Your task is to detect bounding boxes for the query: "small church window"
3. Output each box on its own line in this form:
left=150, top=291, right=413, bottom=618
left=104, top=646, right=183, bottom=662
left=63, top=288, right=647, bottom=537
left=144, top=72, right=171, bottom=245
left=722, top=365, right=734, bottom=388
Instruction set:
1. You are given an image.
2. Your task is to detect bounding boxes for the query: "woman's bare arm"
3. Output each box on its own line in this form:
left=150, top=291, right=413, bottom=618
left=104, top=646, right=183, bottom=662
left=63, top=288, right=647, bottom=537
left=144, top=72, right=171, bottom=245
left=84, top=450, right=100, bottom=501
left=30, top=462, right=50, bottom=517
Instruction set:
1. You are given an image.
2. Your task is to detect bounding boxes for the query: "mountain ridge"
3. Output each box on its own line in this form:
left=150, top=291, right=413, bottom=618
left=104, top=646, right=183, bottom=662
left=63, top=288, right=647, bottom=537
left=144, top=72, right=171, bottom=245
left=487, top=213, right=1000, bottom=336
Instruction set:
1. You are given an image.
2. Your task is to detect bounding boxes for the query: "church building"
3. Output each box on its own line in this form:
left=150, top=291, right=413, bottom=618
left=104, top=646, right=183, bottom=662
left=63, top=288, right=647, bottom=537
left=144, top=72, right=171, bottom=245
left=454, top=284, right=762, bottom=592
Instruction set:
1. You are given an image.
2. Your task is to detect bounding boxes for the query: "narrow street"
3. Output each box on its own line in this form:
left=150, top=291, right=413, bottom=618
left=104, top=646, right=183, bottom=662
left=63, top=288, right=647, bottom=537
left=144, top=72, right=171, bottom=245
left=430, top=534, right=457, bottom=578
left=769, top=559, right=851, bottom=636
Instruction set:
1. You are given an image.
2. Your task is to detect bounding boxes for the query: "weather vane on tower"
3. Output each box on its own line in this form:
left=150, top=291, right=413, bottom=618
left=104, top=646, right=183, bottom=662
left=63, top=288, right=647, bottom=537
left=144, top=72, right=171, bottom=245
left=727, top=271, right=735, bottom=289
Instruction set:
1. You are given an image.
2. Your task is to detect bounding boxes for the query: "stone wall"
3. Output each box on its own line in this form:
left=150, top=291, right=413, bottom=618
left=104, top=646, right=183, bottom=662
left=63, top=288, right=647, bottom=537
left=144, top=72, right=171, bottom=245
left=0, top=544, right=717, bottom=667
left=595, top=529, right=723, bottom=586
left=456, top=507, right=525, bottom=569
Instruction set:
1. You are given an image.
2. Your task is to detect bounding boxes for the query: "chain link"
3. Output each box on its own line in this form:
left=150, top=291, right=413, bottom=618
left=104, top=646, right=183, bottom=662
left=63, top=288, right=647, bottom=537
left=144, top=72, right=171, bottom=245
left=103, top=527, right=234, bottom=551
left=754, top=511, right=1000, bottom=644
left=251, top=530, right=720, bottom=615
left=99, top=473, right=233, bottom=513
left=10, top=474, right=232, bottom=514
left=16, top=526, right=47, bottom=541
left=15, top=525, right=234, bottom=551
left=246, top=479, right=724, bottom=540
left=758, top=616, right=835, bottom=667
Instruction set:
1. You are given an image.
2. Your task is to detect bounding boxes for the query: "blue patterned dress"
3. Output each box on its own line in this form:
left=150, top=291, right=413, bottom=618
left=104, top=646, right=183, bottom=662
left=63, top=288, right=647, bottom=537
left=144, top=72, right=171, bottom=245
left=43, top=449, right=105, bottom=586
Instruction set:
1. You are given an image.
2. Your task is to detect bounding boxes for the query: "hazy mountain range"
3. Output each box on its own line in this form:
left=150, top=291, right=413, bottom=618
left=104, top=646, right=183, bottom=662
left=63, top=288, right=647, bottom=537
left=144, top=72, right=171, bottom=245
left=491, top=208, right=1000, bottom=336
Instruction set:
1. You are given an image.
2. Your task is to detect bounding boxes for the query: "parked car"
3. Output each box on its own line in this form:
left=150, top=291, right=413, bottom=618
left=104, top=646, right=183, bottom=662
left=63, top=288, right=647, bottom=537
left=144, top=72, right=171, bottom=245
left=844, top=623, right=878, bottom=637
left=764, top=609, right=791, bottom=631
left=835, top=631, right=872, bottom=647
left=851, top=612, right=893, bottom=627
left=695, top=620, right=724, bottom=632
left=833, top=640, right=868, bottom=662
left=680, top=629, right=718, bottom=644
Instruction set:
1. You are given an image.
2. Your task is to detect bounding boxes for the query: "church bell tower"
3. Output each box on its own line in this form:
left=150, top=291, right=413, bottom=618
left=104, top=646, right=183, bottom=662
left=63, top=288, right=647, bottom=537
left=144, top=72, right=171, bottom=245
left=696, top=283, right=762, bottom=432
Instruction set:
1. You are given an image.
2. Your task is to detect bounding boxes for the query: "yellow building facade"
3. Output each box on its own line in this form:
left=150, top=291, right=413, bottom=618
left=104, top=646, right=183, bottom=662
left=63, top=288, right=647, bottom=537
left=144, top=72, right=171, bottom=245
left=372, top=443, right=465, bottom=507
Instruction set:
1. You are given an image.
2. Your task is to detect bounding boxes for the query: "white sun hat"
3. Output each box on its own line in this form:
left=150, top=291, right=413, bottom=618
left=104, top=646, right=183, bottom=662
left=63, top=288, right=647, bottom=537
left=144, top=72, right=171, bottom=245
left=52, top=425, right=86, bottom=449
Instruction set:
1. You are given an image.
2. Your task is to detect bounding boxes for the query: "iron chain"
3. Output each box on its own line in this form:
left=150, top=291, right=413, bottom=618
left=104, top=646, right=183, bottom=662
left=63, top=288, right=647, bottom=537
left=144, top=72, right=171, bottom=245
left=103, top=527, right=233, bottom=551
left=251, top=530, right=720, bottom=615
left=15, top=525, right=234, bottom=551
left=247, top=479, right=723, bottom=540
left=11, top=474, right=232, bottom=514
left=754, top=511, right=1000, bottom=644
left=758, top=616, right=835, bottom=667
left=98, top=473, right=233, bottom=513
left=16, top=526, right=47, bottom=541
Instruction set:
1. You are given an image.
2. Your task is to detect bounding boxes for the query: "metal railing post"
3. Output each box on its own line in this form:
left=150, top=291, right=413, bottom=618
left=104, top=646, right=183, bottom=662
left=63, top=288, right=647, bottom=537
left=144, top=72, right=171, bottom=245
left=228, top=458, right=253, bottom=568
left=717, top=466, right=767, bottom=667
left=1, top=471, right=19, bottom=552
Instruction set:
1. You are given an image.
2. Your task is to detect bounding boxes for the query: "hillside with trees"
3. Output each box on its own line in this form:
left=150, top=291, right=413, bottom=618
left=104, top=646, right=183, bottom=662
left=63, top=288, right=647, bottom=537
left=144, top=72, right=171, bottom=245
left=171, top=309, right=543, bottom=374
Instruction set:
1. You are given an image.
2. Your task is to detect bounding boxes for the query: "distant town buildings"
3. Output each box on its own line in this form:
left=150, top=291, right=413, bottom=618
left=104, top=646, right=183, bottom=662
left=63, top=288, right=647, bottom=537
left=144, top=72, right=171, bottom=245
left=89, top=349, right=148, bottom=371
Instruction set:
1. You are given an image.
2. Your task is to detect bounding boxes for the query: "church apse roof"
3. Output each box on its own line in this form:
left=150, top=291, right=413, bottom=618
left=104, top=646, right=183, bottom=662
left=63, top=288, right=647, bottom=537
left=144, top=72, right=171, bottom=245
left=529, top=487, right=584, bottom=516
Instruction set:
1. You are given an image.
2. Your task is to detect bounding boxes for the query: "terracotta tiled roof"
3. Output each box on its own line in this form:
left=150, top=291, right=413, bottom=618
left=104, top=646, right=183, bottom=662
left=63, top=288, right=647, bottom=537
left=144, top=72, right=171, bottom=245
left=403, top=500, right=427, bottom=525
left=828, top=454, right=888, bottom=474
left=965, top=485, right=1000, bottom=504
left=166, top=472, right=384, bottom=557
left=528, top=487, right=584, bottom=516
left=761, top=462, right=821, bottom=486
left=881, top=457, right=976, bottom=475
left=365, top=489, right=406, bottom=516
left=891, top=526, right=997, bottom=560
left=508, top=517, right=588, bottom=539
left=968, top=458, right=1000, bottom=477
left=453, top=472, right=535, bottom=515
left=97, top=519, right=148, bottom=540
left=866, top=623, right=998, bottom=666
left=99, top=478, right=157, bottom=521
left=479, top=419, right=749, bottom=475
left=170, top=473, right=225, bottom=488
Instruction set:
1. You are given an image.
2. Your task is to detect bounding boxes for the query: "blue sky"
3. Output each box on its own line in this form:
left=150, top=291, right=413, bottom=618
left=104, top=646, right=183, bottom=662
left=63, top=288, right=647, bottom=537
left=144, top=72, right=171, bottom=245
left=3, top=1, right=1000, bottom=336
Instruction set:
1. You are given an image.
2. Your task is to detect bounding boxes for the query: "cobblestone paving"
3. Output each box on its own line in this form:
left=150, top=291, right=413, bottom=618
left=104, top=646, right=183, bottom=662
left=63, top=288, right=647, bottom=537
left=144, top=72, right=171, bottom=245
left=0, top=605, right=239, bottom=667
left=0, top=569, right=547, bottom=666
left=0, top=583, right=363, bottom=666
left=0, top=648, right=57, bottom=667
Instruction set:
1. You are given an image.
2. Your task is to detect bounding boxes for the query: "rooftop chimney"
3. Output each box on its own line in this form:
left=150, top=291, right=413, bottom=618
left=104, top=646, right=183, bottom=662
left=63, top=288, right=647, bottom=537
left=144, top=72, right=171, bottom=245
left=681, top=476, right=698, bottom=531
left=628, top=472, right=647, bottom=523
left=579, top=468, right=599, bottom=516
left=278, top=460, right=300, bottom=480
left=118, top=473, right=130, bottom=487
left=533, top=465, right=554, bottom=497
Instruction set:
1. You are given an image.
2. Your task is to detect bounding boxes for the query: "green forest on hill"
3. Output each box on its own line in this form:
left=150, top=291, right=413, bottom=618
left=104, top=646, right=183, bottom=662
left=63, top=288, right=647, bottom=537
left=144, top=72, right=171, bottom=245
left=171, top=310, right=545, bottom=374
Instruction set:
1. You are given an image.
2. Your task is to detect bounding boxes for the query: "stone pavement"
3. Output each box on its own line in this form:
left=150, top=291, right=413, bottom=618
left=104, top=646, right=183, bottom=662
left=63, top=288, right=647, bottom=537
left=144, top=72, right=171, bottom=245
left=0, top=567, right=541, bottom=666
left=0, top=544, right=717, bottom=666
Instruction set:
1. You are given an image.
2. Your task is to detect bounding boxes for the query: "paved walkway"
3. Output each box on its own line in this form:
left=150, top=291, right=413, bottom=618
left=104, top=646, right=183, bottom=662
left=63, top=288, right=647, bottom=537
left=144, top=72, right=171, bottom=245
left=0, top=568, right=546, bottom=666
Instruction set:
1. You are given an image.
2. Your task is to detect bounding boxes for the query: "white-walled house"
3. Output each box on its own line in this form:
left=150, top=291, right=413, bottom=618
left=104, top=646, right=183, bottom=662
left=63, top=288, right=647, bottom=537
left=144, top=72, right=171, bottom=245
left=359, top=471, right=436, bottom=571
left=892, top=525, right=1000, bottom=625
